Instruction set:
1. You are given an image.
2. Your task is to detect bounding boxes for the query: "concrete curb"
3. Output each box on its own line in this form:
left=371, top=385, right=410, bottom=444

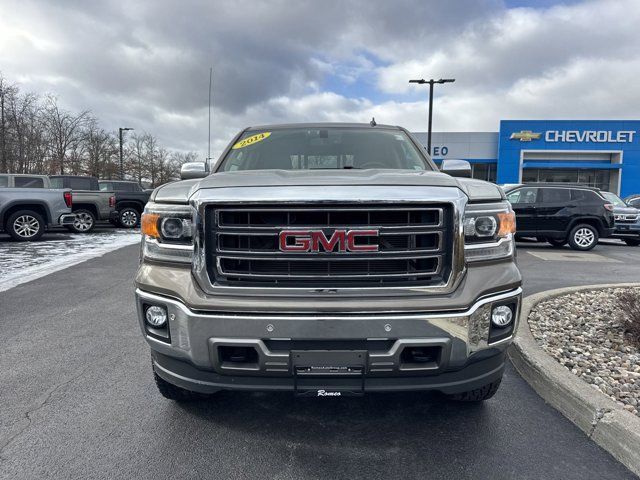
left=508, top=283, right=640, bottom=477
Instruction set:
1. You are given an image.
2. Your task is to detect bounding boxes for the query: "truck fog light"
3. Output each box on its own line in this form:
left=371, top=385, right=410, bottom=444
left=145, top=305, right=168, bottom=327
left=491, top=305, right=513, bottom=328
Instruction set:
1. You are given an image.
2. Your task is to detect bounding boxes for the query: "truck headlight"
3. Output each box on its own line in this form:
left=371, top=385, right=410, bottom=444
left=160, top=217, right=193, bottom=239
left=464, top=202, right=516, bottom=262
left=140, top=203, right=194, bottom=263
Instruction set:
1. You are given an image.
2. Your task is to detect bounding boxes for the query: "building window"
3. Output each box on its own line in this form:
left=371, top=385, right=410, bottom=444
left=471, top=163, right=497, bottom=183
left=522, top=168, right=611, bottom=192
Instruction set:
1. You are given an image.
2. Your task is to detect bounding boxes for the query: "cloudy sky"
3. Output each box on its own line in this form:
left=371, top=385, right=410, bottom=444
left=1, top=0, right=638, bottom=158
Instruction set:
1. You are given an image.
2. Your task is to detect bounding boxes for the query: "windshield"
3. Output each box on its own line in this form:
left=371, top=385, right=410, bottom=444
left=602, top=191, right=627, bottom=207
left=218, top=128, right=431, bottom=172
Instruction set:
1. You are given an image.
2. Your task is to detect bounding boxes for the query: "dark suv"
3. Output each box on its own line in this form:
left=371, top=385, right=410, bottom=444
left=504, top=184, right=614, bottom=250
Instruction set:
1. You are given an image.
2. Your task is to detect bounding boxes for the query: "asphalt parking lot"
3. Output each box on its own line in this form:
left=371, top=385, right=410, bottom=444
left=1, top=237, right=640, bottom=479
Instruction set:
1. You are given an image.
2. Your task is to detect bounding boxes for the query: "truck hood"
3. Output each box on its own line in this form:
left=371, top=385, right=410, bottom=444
left=152, top=170, right=505, bottom=203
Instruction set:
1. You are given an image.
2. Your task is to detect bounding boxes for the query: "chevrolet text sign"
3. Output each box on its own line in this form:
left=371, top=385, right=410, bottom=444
left=510, top=129, right=636, bottom=143
left=545, top=130, right=635, bottom=143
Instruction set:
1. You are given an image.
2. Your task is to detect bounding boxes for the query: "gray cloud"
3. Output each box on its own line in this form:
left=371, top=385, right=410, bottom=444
left=1, top=0, right=638, bottom=159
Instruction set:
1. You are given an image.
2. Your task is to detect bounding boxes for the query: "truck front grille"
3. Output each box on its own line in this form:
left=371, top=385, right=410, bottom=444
left=615, top=214, right=639, bottom=223
left=205, top=204, right=453, bottom=287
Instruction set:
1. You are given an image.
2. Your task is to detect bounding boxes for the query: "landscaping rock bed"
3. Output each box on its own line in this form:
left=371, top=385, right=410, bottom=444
left=528, top=287, right=640, bottom=417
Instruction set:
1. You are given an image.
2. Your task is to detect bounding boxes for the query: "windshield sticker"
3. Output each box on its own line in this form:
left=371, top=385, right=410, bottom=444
left=232, top=132, right=271, bottom=149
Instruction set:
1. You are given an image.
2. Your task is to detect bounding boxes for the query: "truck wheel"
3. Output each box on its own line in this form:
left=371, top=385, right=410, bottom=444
left=447, top=378, right=502, bottom=402
left=6, top=210, right=45, bottom=241
left=624, top=238, right=640, bottom=246
left=546, top=237, right=567, bottom=247
left=153, top=369, right=205, bottom=402
left=568, top=224, right=598, bottom=251
left=69, top=209, right=95, bottom=233
left=118, top=207, right=140, bottom=228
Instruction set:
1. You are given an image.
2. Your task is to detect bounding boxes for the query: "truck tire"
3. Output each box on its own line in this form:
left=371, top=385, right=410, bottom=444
left=118, top=207, right=140, bottom=228
left=546, top=237, right=567, bottom=247
left=568, top=224, right=598, bottom=251
left=68, top=209, right=96, bottom=233
left=447, top=378, right=502, bottom=402
left=6, top=210, right=45, bottom=241
left=153, top=369, right=205, bottom=402
left=624, top=238, right=640, bottom=246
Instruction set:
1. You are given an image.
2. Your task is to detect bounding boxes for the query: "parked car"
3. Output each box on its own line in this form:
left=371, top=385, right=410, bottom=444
left=0, top=181, right=75, bottom=241
left=624, top=194, right=640, bottom=208
left=504, top=183, right=614, bottom=250
left=601, top=191, right=640, bottom=246
left=98, top=180, right=151, bottom=228
left=49, top=175, right=116, bottom=233
left=136, top=123, right=522, bottom=402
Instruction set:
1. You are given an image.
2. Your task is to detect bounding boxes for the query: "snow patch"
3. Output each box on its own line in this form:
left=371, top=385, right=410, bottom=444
left=0, top=230, right=141, bottom=293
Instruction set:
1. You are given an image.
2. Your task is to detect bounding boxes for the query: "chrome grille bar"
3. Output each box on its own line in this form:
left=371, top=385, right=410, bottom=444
left=206, top=204, right=452, bottom=287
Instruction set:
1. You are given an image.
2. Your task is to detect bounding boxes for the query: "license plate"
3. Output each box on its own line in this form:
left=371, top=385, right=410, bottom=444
left=292, top=350, right=367, bottom=396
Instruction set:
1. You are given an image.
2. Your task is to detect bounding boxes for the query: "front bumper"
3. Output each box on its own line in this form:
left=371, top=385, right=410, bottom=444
left=58, top=214, right=76, bottom=226
left=136, top=287, right=522, bottom=394
left=611, top=222, right=640, bottom=237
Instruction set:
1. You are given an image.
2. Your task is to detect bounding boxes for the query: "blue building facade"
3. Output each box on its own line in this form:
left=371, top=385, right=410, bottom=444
left=415, top=120, right=640, bottom=196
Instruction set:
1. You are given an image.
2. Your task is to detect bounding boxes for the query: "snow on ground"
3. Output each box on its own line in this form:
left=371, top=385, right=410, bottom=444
left=0, top=229, right=141, bottom=293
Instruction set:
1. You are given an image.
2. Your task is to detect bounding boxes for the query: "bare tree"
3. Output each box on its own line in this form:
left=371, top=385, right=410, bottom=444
left=84, top=118, right=118, bottom=178
left=0, top=74, right=19, bottom=172
left=8, top=91, right=40, bottom=173
left=0, top=73, right=200, bottom=183
left=43, top=96, right=89, bottom=174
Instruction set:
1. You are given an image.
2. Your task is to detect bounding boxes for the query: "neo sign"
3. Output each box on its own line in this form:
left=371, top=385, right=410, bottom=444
left=432, top=146, right=449, bottom=156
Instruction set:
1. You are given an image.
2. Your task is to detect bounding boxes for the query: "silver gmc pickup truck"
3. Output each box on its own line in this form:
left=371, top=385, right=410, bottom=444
left=0, top=174, right=76, bottom=241
left=135, top=123, right=522, bottom=401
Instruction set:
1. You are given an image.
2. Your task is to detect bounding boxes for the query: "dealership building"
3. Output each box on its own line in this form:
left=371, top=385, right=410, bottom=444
left=413, top=120, right=640, bottom=197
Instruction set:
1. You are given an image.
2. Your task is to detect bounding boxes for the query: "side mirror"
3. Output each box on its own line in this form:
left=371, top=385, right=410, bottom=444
left=180, top=162, right=208, bottom=180
left=440, top=159, right=472, bottom=178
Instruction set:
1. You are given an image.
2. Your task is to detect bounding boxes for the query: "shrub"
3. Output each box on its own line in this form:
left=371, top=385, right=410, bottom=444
left=617, top=289, right=640, bottom=347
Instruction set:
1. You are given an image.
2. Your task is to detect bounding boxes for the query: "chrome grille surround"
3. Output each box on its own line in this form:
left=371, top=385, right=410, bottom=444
left=190, top=185, right=467, bottom=297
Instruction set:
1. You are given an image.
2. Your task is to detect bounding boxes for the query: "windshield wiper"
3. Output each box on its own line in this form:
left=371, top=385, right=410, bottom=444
left=308, top=166, right=361, bottom=170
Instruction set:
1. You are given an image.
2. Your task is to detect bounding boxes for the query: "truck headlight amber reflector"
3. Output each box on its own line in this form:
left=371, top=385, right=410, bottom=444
left=491, top=305, right=513, bottom=328
left=145, top=305, right=168, bottom=327
left=497, top=212, right=516, bottom=238
left=141, top=213, right=161, bottom=238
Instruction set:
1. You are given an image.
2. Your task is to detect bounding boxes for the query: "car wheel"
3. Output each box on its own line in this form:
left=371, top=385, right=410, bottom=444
left=153, top=369, right=207, bottom=402
left=546, top=237, right=567, bottom=247
left=568, top=224, right=599, bottom=251
left=624, top=238, right=640, bottom=246
left=118, top=207, right=140, bottom=228
left=69, top=209, right=96, bottom=233
left=447, top=378, right=502, bottom=402
left=6, top=210, right=45, bottom=241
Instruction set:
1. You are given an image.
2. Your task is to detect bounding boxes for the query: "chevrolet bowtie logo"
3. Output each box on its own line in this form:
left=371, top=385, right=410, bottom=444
left=510, top=130, right=542, bottom=141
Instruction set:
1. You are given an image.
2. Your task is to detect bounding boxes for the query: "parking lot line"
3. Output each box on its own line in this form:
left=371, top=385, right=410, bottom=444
left=525, top=251, right=621, bottom=263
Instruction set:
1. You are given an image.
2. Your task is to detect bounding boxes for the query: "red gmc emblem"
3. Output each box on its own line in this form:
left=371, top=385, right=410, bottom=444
left=279, top=229, right=379, bottom=253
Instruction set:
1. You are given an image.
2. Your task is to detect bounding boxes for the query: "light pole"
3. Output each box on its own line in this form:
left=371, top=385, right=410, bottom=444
left=119, top=127, right=134, bottom=179
left=408, top=78, right=455, bottom=155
